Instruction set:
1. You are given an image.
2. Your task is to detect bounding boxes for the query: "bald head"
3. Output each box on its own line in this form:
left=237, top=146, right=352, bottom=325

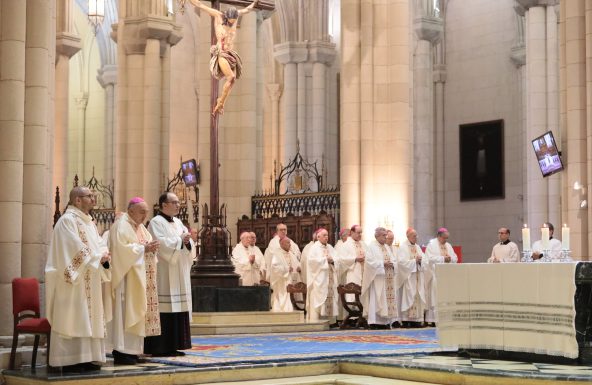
left=240, top=231, right=250, bottom=246
left=406, top=228, right=418, bottom=244
left=69, top=187, right=95, bottom=214
left=280, top=237, right=291, bottom=251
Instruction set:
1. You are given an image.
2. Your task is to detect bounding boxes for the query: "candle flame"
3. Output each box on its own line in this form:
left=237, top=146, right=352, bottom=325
left=523, top=224, right=527, bottom=228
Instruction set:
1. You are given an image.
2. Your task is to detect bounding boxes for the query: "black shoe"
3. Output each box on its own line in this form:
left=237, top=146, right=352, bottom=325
left=62, top=363, right=85, bottom=373
left=112, top=350, right=138, bottom=365
left=391, top=321, right=402, bottom=328
left=62, top=362, right=101, bottom=373
left=174, top=351, right=186, bottom=356
left=82, top=362, right=102, bottom=371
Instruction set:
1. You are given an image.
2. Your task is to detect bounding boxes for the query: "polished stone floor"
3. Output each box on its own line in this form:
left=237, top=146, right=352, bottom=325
left=4, top=352, right=592, bottom=384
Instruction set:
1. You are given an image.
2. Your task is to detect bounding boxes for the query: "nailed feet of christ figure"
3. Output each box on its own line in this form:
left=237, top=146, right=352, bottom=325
left=188, top=0, right=259, bottom=116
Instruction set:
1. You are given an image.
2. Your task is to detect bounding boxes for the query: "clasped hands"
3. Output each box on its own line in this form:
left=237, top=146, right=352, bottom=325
left=144, top=240, right=160, bottom=253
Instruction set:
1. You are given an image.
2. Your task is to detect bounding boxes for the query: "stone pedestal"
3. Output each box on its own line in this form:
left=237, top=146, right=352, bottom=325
left=192, top=286, right=270, bottom=312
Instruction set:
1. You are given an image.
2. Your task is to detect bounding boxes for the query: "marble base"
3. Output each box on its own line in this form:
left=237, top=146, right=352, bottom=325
left=192, top=285, right=270, bottom=312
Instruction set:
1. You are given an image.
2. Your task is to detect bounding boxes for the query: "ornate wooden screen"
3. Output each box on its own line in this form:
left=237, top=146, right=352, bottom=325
left=237, top=148, right=340, bottom=252
left=152, top=164, right=200, bottom=227
left=53, top=169, right=116, bottom=235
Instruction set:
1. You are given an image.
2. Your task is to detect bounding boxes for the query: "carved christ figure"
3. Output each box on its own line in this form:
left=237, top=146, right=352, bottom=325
left=189, top=0, right=259, bottom=115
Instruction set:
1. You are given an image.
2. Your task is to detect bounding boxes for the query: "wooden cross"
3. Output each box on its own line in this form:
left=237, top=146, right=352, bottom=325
left=189, top=0, right=276, bottom=288
left=204, top=0, right=274, bottom=217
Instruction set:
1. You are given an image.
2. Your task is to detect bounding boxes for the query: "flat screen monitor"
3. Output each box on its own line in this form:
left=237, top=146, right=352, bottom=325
left=181, top=159, right=199, bottom=187
left=531, top=131, right=563, bottom=177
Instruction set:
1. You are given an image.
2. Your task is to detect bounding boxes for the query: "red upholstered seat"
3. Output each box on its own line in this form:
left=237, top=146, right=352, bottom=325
left=16, top=318, right=51, bottom=333
left=10, top=277, right=51, bottom=370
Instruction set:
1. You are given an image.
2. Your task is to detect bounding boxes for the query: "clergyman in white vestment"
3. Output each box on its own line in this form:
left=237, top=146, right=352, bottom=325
left=45, top=187, right=111, bottom=371
left=231, top=232, right=266, bottom=286
left=363, top=228, right=396, bottom=328
left=338, top=225, right=367, bottom=292
left=306, top=229, right=340, bottom=322
left=396, top=228, right=426, bottom=326
left=270, top=237, right=301, bottom=312
left=424, top=228, right=458, bottom=325
left=487, top=227, right=520, bottom=263
left=300, top=230, right=320, bottom=285
left=107, top=197, right=161, bottom=364
left=530, top=222, right=562, bottom=261
left=264, top=223, right=301, bottom=281
left=144, top=192, right=194, bottom=356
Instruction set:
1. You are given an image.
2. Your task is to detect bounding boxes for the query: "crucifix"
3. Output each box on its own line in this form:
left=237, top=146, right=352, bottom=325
left=181, top=0, right=275, bottom=288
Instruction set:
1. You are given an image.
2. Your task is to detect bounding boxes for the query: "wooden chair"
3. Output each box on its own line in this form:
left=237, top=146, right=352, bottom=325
left=337, top=283, right=367, bottom=329
left=286, top=282, right=307, bottom=315
left=10, top=277, right=51, bottom=370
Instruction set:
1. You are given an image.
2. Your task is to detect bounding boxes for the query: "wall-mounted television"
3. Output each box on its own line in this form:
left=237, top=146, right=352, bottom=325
left=532, top=131, right=563, bottom=177
left=181, top=159, right=199, bottom=187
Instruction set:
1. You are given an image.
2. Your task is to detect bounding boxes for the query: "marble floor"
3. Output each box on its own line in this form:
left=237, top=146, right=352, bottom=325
left=4, top=352, right=592, bottom=384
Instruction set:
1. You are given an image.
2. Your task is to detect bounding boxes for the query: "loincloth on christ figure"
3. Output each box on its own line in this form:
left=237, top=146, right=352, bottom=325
left=209, top=45, right=243, bottom=80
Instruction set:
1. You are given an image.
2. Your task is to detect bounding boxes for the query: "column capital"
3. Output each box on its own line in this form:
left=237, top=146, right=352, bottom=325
left=273, top=41, right=308, bottom=64
left=114, top=16, right=183, bottom=56
left=433, top=64, right=447, bottom=83
left=308, top=41, right=337, bottom=65
left=74, top=93, right=89, bottom=110
left=97, top=64, right=118, bottom=88
left=413, top=16, right=444, bottom=44
left=55, top=32, right=81, bottom=58
left=510, top=44, right=526, bottom=67
left=515, top=0, right=558, bottom=10
left=266, top=83, right=282, bottom=101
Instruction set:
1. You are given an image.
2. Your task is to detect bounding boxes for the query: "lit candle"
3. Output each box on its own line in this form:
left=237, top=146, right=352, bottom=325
left=522, top=224, right=531, bottom=251
left=562, top=224, right=570, bottom=251
left=541, top=224, right=550, bottom=250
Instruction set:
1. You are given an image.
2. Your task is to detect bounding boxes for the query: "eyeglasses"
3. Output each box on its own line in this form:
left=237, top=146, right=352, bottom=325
left=166, top=200, right=180, bottom=205
left=79, top=194, right=96, bottom=199
left=498, top=232, right=507, bottom=234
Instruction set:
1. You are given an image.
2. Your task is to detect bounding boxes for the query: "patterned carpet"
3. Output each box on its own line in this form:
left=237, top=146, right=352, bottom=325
left=149, top=328, right=451, bottom=367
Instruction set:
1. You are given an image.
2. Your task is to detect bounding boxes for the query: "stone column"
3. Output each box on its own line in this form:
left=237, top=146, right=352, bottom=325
left=524, top=4, right=549, bottom=230
left=143, top=38, right=162, bottom=206
left=340, top=0, right=362, bottom=227
left=413, top=13, right=443, bottom=241
left=0, top=0, right=26, bottom=335
left=562, top=0, right=587, bottom=257
left=22, top=0, right=52, bottom=282
left=342, top=0, right=411, bottom=236
left=274, top=42, right=307, bottom=163
left=97, top=64, right=117, bottom=190
left=265, top=83, right=282, bottom=181
left=113, top=6, right=182, bottom=209
left=547, top=5, right=561, bottom=228
left=433, top=61, right=446, bottom=227
left=309, top=41, right=336, bottom=165
left=54, top=36, right=80, bottom=199
left=73, top=93, right=88, bottom=181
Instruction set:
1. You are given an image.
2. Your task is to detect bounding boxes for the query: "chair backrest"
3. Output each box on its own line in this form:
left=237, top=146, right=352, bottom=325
left=287, top=282, right=307, bottom=312
left=12, top=277, right=40, bottom=316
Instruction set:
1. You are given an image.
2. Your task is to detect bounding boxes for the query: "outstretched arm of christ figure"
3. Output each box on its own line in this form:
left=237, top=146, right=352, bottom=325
left=188, top=0, right=223, bottom=18
left=239, top=0, right=259, bottom=15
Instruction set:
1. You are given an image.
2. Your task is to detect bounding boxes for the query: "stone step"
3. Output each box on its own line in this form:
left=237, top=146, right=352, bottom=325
left=191, top=320, right=329, bottom=335
left=192, top=311, right=304, bottom=325
left=0, top=346, right=46, bottom=370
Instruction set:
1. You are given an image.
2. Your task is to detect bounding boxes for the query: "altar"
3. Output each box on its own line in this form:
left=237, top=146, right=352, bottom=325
left=436, top=262, right=592, bottom=363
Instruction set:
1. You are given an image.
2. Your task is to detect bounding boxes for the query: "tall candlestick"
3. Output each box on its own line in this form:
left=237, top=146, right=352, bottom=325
left=562, top=224, right=570, bottom=250
left=541, top=225, right=550, bottom=250
left=522, top=224, right=531, bottom=251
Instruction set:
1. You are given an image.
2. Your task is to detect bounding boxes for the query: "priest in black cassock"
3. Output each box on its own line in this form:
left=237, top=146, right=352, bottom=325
left=144, top=192, right=194, bottom=356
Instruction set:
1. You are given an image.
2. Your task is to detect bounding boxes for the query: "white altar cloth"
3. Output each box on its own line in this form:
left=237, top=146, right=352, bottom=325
left=436, top=263, right=578, bottom=359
